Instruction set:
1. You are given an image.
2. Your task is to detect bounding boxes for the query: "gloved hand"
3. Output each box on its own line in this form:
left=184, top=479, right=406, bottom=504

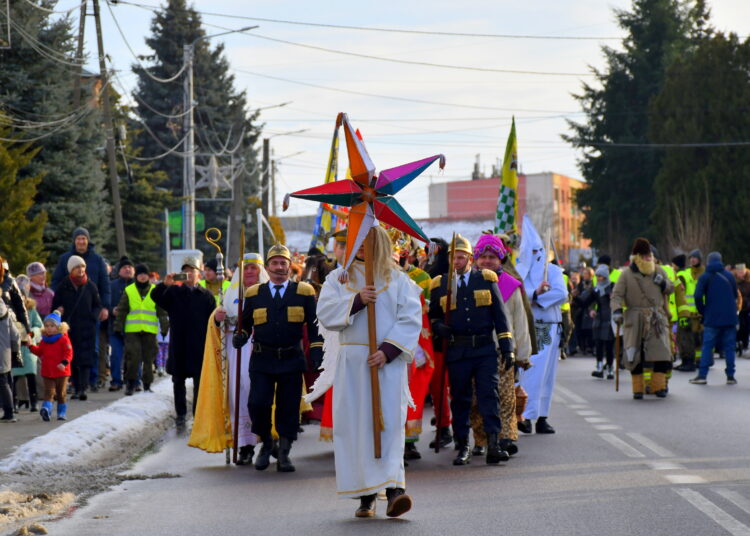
left=613, top=309, right=624, bottom=325
left=310, top=346, right=323, bottom=371
left=653, top=272, right=666, bottom=290
left=678, top=317, right=689, bottom=328
left=232, top=330, right=249, bottom=349
left=432, top=322, right=452, bottom=339
left=501, top=351, right=515, bottom=371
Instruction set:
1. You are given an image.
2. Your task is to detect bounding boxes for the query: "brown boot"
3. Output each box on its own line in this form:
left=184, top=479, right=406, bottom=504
left=385, top=488, right=412, bottom=518
left=355, top=494, right=376, bottom=518
left=632, top=374, right=644, bottom=399
left=652, top=372, right=668, bottom=398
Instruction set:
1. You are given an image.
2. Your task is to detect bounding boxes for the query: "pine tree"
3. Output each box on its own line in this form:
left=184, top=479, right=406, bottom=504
left=0, top=120, right=48, bottom=274
left=131, top=0, right=260, bottom=256
left=564, top=0, right=700, bottom=260
left=0, top=1, right=112, bottom=262
left=651, top=31, right=750, bottom=262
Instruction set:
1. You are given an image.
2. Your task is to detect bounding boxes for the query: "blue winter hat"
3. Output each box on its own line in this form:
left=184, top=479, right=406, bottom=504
left=707, top=251, right=722, bottom=265
left=44, top=311, right=62, bottom=326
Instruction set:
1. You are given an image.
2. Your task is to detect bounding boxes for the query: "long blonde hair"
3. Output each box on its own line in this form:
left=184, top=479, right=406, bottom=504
left=347, top=225, right=397, bottom=283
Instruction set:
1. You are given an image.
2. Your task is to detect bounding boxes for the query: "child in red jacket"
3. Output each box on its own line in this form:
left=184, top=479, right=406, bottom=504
left=30, top=311, right=73, bottom=421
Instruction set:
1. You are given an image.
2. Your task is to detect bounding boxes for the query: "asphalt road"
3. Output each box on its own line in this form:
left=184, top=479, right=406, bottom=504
left=46, top=355, right=750, bottom=536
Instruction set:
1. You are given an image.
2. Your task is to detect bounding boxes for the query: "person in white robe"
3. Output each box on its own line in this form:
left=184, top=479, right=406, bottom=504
left=316, top=225, right=422, bottom=519
left=516, top=215, right=567, bottom=434
left=216, top=253, right=268, bottom=464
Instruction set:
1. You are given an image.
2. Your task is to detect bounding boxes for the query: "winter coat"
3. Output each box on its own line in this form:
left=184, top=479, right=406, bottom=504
left=29, top=283, right=54, bottom=317
left=611, top=261, right=674, bottom=370
left=736, top=273, right=750, bottom=314
left=31, top=332, right=73, bottom=378
left=51, top=243, right=111, bottom=308
left=0, top=300, right=20, bottom=374
left=576, top=283, right=614, bottom=342
left=1, top=273, right=30, bottom=333
left=52, top=277, right=102, bottom=368
left=574, top=280, right=595, bottom=330
left=109, top=276, right=133, bottom=334
left=151, top=283, right=216, bottom=378
left=12, top=306, right=42, bottom=376
left=695, top=261, right=739, bottom=328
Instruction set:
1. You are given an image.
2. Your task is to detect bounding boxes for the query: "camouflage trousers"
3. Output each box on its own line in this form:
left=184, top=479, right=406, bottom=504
left=470, top=367, right=517, bottom=445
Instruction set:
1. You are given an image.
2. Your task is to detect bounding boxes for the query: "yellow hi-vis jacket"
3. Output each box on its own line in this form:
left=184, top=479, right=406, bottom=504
left=661, top=264, right=678, bottom=322
left=676, top=266, right=705, bottom=317
left=124, top=283, right=159, bottom=334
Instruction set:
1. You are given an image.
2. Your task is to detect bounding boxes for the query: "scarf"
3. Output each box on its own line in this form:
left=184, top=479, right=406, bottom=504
left=43, top=333, right=62, bottom=344
left=70, top=272, right=88, bottom=287
left=30, top=281, right=47, bottom=293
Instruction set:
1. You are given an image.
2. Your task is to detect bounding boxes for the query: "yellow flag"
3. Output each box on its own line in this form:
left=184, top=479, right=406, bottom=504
left=494, top=117, right=519, bottom=234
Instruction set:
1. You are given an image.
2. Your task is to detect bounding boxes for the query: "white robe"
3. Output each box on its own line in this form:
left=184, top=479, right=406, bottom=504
left=316, top=262, right=422, bottom=498
left=225, top=328, right=256, bottom=448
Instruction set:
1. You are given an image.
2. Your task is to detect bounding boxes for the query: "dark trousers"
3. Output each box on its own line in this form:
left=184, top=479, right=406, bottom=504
left=124, top=332, right=157, bottom=386
left=172, top=374, right=200, bottom=417
left=1, top=372, right=13, bottom=418
left=248, top=370, right=303, bottom=441
left=633, top=361, right=671, bottom=374
left=71, top=365, right=91, bottom=394
left=447, top=350, right=501, bottom=440
left=595, top=339, right=614, bottom=367
left=13, top=373, right=38, bottom=403
left=738, top=311, right=749, bottom=350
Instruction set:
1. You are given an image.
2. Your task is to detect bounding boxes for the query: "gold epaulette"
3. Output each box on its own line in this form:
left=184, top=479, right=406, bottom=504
left=482, top=269, right=498, bottom=283
left=296, top=281, right=316, bottom=297
left=244, top=284, right=260, bottom=298
left=430, top=275, right=443, bottom=291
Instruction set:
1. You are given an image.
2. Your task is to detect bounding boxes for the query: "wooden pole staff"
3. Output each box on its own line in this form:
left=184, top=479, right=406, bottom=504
left=232, top=225, right=245, bottom=463
left=364, top=227, right=382, bottom=459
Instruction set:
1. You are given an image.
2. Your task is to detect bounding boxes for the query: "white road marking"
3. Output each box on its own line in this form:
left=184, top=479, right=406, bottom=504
left=552, top=393, right=569, bottom=405
left=567, top=404, right=589, bottom=409
left=555, top=385, right=588, bottom=404
left=576, top=410, right=601, bottom=416
left=594, top=424, right=621, bottom=431
left=627, top=432, right=675, bottom=458
left=675, top=489, right=750, bottom=536
left=667, top=475, right=707, bottom=484
left=714, top=489, right=750, bottom=516
left=648, top=461, right=685, bottom=471
left=599, top=433, right=646, bottom=458
left=585, top=417, right=610, bottom=423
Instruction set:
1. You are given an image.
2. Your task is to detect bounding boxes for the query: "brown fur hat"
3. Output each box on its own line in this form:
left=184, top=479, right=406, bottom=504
left=631, top=237, right=651, bottom=256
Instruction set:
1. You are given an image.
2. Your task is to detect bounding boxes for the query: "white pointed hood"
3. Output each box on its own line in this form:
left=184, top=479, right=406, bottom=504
left=516, top=214, right=546, bottom=287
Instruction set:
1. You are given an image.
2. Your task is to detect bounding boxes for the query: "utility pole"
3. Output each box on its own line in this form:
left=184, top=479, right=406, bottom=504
left=261, top=137, right=270, bottom=218
left=182, top=44, right=196, bottom=250
left=72, top=0, right=87, bottom=108
left=92, top=0, right=126, bottom=257
left=271, top=157, right=277, bottom=217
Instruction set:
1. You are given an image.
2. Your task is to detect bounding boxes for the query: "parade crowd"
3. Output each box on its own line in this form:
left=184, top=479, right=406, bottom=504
left=1, top=220, right=747, bottom=519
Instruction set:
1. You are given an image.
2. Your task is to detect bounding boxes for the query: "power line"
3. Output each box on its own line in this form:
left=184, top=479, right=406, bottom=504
left=121, top=130, right=189, bottom=161
left=20, top=0, right=86, bottom=15
left=114, top=1, right=622, bottom=41
left=10, top=19, right=87, bottom=68
left=0, top=103, right=96, bottom=143
left=111, top=70, right=194, bottom=119
left=243, top=32, right=592, bottom=77
left=105, top=0, right=186, bottom=83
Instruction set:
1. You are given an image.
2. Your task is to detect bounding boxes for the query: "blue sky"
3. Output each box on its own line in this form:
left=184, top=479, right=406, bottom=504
left=38, top=0, right=750, bottom=218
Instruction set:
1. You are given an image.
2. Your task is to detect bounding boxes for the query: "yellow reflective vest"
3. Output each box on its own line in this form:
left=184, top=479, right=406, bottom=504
left=124, top=283, right=159, bottom=334
left=677, top=267, right=703, bottom=316
left=610, top=268, right=621, bottom=284
left=561, top=273, right=571, bottom=312
left=199, top=279, right=231, bottom=305
left=661, top=264, right=678, bottom=322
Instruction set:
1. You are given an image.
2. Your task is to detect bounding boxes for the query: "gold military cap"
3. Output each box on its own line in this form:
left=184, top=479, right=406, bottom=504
left=451, top=234, right=473, bottom=255
left=266, top=243, right=292, bottom=262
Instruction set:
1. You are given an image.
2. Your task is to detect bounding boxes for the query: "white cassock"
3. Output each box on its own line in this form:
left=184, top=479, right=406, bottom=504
left=316, top=262, right=422, bottom=499
left=516, top=215, right=567, bottom=420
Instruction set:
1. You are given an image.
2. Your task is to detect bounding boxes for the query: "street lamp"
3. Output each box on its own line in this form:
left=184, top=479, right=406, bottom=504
left=182, top=25, right=259, bottom=250
left=261, top=129, right=310, bottom=218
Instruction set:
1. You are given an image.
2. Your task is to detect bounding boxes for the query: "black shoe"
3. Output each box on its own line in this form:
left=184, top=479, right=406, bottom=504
left=404, top=442, right=421, bottom=460
left=535, top=417, right=555, bottom=434
left=471, top=445, right=486, bottom=456
left=385, top=488, right=412, bottom=518
left=517, top=419, right=532, bottom=434
left=429, top=427, right=453, bottom=450
left=89, top=384, right=99, bottom=393
left=499, top=439, right=518, bottom=456
left=276, top=437, right=295, bottom=472
left=175, top=415, right=186, bottom=427
left=109, top=384, right=123, bottom=392
left=271, top=439, right=280, bottom=460
left=125, top=381, right=135, bottom=396
left=355, top=494, right=377, bottom=518
left=29, top=402, right=38, bottom=412
left=655, top=389, right=668, bottom=398
left=633, top=392, right=644, bottom=400
left=486, top=433, right=510, bottom=464
left=135, top=384, right=143, bottom=392
left=606, top=367, right=615, bottom=380
left=236, top=445, right=255, bottom=466
left=255, top=440, right=273, bottom=471
left=675, top=362, right=696, bottom=372
left=143, top=384, right=152, bottom=392
left=71, top=392, right=80, bottom=400
left=78, top=392, right=88, bottom=401
left=592, top=362, right=604, bottom=378
left=452, top=438, right=471, bottom=466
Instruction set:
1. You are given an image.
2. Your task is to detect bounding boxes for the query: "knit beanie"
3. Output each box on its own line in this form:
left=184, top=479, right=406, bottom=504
left=672, top=254, right=687, bottom=270
left=26, top=262, right=46, bottom=277
left=45, top=311, right=62, bottom=327
left=707, top=251, right=722, bottom=265
left=67, top=255, right=86, bottom=273
left=473, top=234, right=509, bottom=260
left=597, top=254, right=611, bottom=266
left=631, top=237, right=651, bottom=256
left=689, top=249, right=702, bottom=263
left=135, top=263, right=150, bottom=277
left=72, top=227, right=90, bottom=241
left=204, top=258, right=219, bottom=272
left=595, top=264, right=610, bottom=279
left=118, top=256, right=134, bottom=269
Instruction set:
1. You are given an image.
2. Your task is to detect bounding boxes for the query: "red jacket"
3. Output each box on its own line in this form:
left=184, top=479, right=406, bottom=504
left=30, top=333, right=73, bottom=378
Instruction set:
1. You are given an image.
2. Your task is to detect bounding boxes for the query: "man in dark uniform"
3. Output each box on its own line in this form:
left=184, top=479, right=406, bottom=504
left=428, top=235, right=515, bottom=466
left=232, top=244, right=323, bottom=473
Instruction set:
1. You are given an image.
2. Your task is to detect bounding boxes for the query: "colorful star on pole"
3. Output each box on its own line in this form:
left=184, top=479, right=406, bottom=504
left=290, top=113, right=445, bottom=268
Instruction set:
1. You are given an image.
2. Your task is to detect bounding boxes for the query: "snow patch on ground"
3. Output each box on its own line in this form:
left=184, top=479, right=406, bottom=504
left=0, top=379, right=176, bottom=474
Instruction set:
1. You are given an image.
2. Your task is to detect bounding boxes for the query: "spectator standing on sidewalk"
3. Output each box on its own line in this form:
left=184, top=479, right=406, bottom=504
left=52, top=255, right=102, bottom=400
left=734, top=263, right=750, bottom=355
left=152, top=256, right=216, bottom=426
left=108, top=257, right=135, bottom=391
left=0, top=289, right=21, bottom=422
left=26, top=262, right=54, bottom=317
left=690, top=251, right=740, bottom=385
left=113, top=264, right=168, bottom=395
